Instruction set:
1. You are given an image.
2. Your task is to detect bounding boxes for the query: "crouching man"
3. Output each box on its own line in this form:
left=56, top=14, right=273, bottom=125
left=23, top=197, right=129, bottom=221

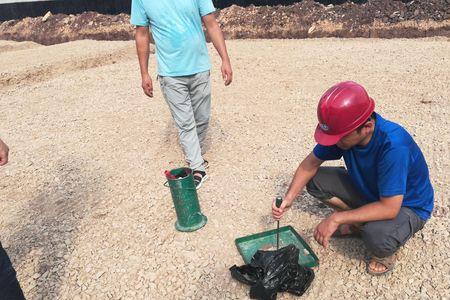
left=272, top=81, right=433, bottom=275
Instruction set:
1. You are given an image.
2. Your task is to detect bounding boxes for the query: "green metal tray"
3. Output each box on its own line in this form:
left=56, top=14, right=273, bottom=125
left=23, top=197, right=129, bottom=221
left=235, top=225, right=319, bottom=268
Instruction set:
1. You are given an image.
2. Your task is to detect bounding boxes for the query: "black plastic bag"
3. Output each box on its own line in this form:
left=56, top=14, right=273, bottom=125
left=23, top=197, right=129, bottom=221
left=230, top=245, right=315, bottom=300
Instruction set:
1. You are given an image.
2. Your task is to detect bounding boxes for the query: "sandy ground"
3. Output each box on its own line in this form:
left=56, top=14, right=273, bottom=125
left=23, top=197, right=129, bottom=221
left=0, top=38, right=449, bottom=299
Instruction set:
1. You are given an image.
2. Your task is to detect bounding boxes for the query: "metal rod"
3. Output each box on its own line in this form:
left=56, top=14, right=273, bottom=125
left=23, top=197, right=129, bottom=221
left=275, top=196, right=282, bottom=250
left=276, top=220, right=280, bottom=250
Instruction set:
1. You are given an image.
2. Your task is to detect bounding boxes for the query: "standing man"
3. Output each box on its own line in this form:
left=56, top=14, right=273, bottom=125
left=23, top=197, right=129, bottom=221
left=131, top=0, right=233, bottom=189
left=0, top=138, right=26, bottom=299
left=272, top=81, right=434, bottom=275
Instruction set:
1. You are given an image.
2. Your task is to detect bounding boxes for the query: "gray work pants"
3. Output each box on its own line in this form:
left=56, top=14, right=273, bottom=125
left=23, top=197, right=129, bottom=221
left=306, top=167, right=426, bottom=258
left=159, top=71, right=211, bottom=172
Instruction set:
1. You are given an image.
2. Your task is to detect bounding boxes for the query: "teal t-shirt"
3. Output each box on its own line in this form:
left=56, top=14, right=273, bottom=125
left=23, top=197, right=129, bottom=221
left=130, top=0, right=215, bottom=77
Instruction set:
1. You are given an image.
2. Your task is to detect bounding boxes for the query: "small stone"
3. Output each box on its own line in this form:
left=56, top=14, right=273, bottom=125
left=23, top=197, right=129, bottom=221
left=95, top=271, right=105, bottom=279
left=42, top=11, right=52, bottom=22
left=390, top=11, right=401, bottom=19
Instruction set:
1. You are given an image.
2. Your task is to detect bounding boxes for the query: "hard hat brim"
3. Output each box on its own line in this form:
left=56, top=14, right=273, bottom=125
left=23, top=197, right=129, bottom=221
left=314, top=125, right=346, bottom=146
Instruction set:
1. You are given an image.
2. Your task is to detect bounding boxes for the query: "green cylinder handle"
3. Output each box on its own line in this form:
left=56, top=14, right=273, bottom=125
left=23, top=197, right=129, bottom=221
left=164, top=180, right=196, bottom=190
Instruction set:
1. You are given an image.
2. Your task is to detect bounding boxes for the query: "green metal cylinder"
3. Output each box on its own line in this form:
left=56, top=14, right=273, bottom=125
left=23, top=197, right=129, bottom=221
left=166, top=167, right=207, bottom=232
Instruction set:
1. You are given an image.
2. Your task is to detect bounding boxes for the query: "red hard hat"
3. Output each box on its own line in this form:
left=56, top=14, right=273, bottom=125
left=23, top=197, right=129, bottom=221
left=314, top=81, right=375, bottom=146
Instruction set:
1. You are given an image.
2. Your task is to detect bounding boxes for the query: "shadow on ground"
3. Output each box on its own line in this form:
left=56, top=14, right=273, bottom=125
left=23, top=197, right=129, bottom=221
left=5, top=158, right=102, bottom=298
left=272, top=175, right=367, bottom=261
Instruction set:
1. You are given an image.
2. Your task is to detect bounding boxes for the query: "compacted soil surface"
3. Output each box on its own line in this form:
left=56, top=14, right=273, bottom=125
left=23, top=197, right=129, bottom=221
left=0, top=38, right=449, bottom=299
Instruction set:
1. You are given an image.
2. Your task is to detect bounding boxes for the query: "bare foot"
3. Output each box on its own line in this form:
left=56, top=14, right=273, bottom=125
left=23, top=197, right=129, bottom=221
left=337, top=224, right=353, bottom=235
left=368, top=260, right=388, bottom=273
left=332, top=224, right=361, bottom=237
left=367, top=255, right=396, bottom=275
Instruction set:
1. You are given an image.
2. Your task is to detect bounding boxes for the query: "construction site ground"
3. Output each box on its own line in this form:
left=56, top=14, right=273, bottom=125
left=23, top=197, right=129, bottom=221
left=0, top=38, right=449, bottom=299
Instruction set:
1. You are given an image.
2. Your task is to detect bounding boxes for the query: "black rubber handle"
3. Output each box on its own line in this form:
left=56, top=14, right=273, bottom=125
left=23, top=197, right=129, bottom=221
left=275, top=196, right=283, bottom=208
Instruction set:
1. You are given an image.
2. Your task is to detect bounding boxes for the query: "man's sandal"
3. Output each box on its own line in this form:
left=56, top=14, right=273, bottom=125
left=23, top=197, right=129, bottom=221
left=367, top=254, right=396, bottom=276
left=193, top=170, right=208, bottom=190
left=332, top=224, right=361, bottom=238
left=202, top=159, right=209, bottom=169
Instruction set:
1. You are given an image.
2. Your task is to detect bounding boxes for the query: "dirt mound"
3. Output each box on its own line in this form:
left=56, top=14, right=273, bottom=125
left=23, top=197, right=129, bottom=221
left=0, top=0, right=449, bottom=44
left=218, top=0, right=450, bottom=39
left=0, top=12, right=133, bottom=45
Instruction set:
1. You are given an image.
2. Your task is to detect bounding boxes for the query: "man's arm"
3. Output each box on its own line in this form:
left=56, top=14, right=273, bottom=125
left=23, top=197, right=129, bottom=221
left=273, top=152, right=323, bottom=220
left=314, top=195, right=403, bottom=247
left=135, top=26, right=153, bottom=97
left=335, top=195, right=403, bottom=224
left=0, top=138, right=9, bottom=166
left=202, top=14, right=233, bottom=86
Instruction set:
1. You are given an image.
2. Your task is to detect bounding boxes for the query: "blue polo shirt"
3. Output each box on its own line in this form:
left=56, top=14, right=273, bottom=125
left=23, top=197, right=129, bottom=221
left=313, top=113, right=434, bottom=220
left=130, top=0, right=215, bottom=76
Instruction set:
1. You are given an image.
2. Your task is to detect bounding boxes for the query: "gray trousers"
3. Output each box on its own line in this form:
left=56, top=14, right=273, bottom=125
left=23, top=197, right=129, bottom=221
left=306, top=167, right=426, bottom=258
left=159, top=71, right=211, bottom=172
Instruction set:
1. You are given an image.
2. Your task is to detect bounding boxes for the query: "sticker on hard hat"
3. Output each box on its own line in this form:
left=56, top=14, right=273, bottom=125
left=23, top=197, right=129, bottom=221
left=319, top=124, right=329, bottom=131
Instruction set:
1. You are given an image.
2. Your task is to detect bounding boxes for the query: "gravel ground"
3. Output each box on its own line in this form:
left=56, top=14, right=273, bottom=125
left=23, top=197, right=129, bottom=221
left=0, top=38, right=449, bottom=299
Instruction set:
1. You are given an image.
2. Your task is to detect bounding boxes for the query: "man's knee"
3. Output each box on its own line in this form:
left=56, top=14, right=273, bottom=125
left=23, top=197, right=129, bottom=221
left=306, top=178, right=329, bottom=201
left=195, top=116, right=210, bottom=127
left=176, top=117, right=196, bottom=133
left=362, top=222, right=399, bottom=257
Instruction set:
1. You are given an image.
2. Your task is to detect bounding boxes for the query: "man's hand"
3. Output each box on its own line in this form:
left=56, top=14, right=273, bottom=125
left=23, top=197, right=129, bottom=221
left=0, top=139, right=9, bottom=166
left=314, top=213, right=340, bottom=248
left=272, top=197, right=293, bottom=220
left=221, top=59, right=233, bottom=86
left=141, top=74, right=153, bottom=97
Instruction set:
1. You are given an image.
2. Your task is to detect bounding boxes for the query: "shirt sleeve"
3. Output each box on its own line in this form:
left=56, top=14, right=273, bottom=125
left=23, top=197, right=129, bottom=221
left=378, top=146, right=409, bottom=197
left=313, top=144, right=343, bottom=161
left=197, top=0, right=216, bottom=17
left=130, top=0, right=149, bottom=26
